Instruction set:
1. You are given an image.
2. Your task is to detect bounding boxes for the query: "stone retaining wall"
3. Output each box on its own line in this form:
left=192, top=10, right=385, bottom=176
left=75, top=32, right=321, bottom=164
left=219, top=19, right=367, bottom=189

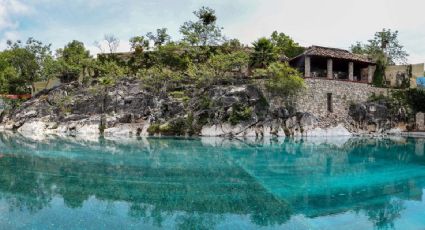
left=295, top=79, right=388, bottom=118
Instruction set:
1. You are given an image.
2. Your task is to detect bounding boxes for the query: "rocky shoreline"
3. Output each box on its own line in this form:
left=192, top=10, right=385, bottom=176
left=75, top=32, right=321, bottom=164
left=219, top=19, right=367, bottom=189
left=0, top=78, right=411, bottom=138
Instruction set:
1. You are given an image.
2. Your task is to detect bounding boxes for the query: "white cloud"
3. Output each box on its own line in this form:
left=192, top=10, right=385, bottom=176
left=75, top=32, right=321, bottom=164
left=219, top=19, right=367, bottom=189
left=0, top=0, right=29, bottom=31
left=1, top=0, right=424, bottom=63
left=225, top=0, right=425, bottom=63
left=0, top=30, right=19, bottom=49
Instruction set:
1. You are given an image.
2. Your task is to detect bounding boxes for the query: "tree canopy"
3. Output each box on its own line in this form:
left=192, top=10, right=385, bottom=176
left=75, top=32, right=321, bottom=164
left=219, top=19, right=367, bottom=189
left=180, top=7, right=223, bottom=46
left=147, top=28, right=171, bottom=48
left=350, top=28, right=408, bottom=65
left=56, top=40, right=92, bottom=82
left=254, top=62, right=305, bottom=96
left=270, top=31, right=305, bottom=58
left=250, top=38, right=278, bottom=68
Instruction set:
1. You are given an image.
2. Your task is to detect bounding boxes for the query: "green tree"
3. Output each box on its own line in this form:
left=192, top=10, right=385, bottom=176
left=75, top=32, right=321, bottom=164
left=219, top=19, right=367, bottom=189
left=180, top=7, right=223, bottom=46
left=250, top=38, right=277, bottom=68
left=350, top=28, right=408, bottom=65
left=40, top=56, right=62, bottom=86
left=270, top=31, right=304, bottom=58
left=139, top=66, right=184, bottom=95
left=221, top=39, right=245, bottom=53
left=207, top=51, right=249, bottom=77
left=56, top=40, right=92, bottom=82
left=147, top=28, right=171, bottom=48
left=254, top=62, right=304, bottom=96
left=129, top=36, right=150, bottom=54
left=351, top=29, right=408, bottom=87
left=155, top=42, right=192, bottom=70
left=3, top=38, right=52, bottom=93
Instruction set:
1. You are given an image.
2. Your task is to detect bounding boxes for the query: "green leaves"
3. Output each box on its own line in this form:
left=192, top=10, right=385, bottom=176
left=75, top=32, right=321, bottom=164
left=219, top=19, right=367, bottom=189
left=270, top=31, right=304, bottom=58
left=56, top=40, right=92, bottom=82
left=180, top=7, right=223, bottom=46
left=350, top=28, right=408, bottom=65
left=255, top=62, right=305, bottom=97
left=250, top=38, right=278, bottom=68
left=250, top=32, right=304, bottom=69
left=146, top=28, right=171, bottom=48
left=129, top=36, right=150, bottom=53
left=0, top=38, right=52, bottom=93
left=207, top=51, right=249, bottom=77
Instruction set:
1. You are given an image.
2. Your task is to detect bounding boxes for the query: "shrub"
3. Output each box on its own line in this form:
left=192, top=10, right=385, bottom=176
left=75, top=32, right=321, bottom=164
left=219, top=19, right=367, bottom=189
left=199, top=96, right=212, bottom=110
left=147, top=117, right=194, bottom=136
left=406, top=88, right=425, bottom=112
left=147, top=124, right=161, bottom=135
left=229, top=104, right=253, bottom=125
left=255, top=62, right=305, bottom=96
left=169, top=91, right=185, bottom=99
left=139, top=66, right=185, bottom=94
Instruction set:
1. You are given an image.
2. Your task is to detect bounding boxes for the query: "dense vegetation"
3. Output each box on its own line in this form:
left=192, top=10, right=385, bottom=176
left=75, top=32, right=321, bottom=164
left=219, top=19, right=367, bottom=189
left=369, top=88, right=425, bottom=116
left=0, top=6, right=305, bottom=99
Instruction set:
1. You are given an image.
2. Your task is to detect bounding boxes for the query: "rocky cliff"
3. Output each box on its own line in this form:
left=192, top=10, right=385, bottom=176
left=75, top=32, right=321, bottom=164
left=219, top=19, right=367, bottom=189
left=0, top=78, right=409, bottom=138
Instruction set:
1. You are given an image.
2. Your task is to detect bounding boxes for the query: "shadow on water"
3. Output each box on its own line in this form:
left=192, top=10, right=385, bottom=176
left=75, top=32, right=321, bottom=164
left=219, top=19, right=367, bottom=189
left=0, top=132, right=424, bottom=229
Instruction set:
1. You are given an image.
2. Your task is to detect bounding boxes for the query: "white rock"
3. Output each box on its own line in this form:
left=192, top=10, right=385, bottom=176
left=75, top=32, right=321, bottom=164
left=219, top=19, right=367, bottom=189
left=17, top=121, right=49, bottom=141
left=302, top=124, right=352, bottom=137
left=387, top=128, right=402, bottom=135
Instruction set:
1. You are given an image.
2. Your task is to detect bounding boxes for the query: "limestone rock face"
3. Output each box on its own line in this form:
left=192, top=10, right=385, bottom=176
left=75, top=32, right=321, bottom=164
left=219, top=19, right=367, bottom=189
left=348, top=100, right=410, bottom=134
left=0, top=77, right=408, bottom=138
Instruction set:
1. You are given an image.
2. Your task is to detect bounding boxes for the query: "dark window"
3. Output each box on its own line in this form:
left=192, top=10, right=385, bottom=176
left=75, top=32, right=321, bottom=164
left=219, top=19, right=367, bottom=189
left=327, top=93, right=333, bottom=113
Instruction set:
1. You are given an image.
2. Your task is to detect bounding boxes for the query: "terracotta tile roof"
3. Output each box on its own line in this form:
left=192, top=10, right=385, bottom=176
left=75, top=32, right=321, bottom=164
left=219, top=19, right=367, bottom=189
left=292, top=46, right=375, bottom=64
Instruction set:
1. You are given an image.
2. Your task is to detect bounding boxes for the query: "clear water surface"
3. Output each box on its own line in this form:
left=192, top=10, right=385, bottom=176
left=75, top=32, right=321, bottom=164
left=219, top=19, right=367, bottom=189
left=0, top=132, right=424, bottom=230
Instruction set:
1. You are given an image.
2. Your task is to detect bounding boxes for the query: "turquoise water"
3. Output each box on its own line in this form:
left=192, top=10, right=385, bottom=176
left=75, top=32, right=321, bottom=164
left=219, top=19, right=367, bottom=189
left=0, top=133, right=424, bottom=229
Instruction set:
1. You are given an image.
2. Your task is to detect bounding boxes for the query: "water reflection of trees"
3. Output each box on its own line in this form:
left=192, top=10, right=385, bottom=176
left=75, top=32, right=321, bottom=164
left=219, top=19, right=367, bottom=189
left=225, top=136, right=425, bottom=229
left=364, top=199, right=405, bottom=230
left=0, top=133, right=424, bottom=228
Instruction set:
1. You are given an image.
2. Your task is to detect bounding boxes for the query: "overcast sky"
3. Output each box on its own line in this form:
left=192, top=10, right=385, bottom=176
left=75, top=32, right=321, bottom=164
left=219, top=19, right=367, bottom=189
left=1, top=0, right=424, bottom=63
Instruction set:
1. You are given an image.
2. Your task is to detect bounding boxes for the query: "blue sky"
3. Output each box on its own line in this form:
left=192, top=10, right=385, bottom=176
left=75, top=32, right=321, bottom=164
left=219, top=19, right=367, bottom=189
left=1, top=0, right=425, bottom=63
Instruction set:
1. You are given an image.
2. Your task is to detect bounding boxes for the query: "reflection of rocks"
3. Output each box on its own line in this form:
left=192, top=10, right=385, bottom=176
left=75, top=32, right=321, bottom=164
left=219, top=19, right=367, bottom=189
left=416, top=138, right=425, bottom=156
left=0, top=133, right=424, bottom=228
left=0, top=132, right=292, bottom=228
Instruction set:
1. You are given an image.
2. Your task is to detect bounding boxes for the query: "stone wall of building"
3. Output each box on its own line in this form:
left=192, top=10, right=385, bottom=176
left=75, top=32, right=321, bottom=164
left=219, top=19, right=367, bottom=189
left=295, top=79, right=388, bottom=118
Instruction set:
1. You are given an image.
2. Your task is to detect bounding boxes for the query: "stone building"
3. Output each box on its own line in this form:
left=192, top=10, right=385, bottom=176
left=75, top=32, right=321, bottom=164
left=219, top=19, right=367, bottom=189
left=289, top=46, right=376, bottom=83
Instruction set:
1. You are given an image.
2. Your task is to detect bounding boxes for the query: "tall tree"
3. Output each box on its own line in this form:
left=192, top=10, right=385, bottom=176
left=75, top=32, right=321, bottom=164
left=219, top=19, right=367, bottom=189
left=94, top=34, right=120, bottom=54
left=350, top=28, right=408, bottom=65
left=147, top=28, right=171, bottom=47
left=5, top=38, right=52, bottom=92
left=129, top=36, right=150, bottom=53
left=270, top=31, right=305, bottom=58
left=250, top=38, right=277, bottom=68
left=56, top=40, right=92, bottom=82
left=104, top=34, right=120, bottom=53
left=351, top=29, right=409, bottom=87
left=180, top=7, right=223, bottom=46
